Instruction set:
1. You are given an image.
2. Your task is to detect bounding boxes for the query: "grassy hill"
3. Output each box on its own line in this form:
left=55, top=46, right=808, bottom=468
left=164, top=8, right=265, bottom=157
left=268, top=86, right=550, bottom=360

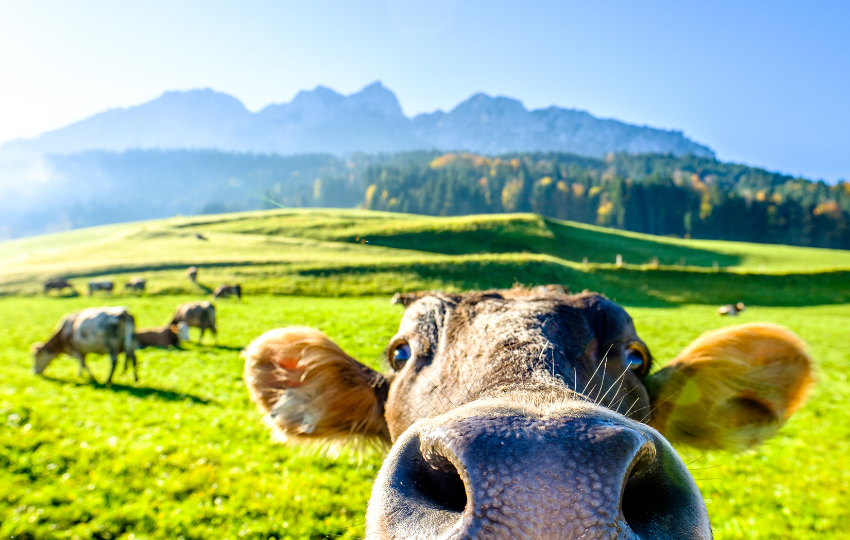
left=2, top=208, right=850, bottom=306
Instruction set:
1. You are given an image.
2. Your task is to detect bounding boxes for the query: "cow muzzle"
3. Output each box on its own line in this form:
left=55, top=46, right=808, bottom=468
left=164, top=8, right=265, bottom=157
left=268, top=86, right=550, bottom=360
left=366, top=402, right=711, bottom=540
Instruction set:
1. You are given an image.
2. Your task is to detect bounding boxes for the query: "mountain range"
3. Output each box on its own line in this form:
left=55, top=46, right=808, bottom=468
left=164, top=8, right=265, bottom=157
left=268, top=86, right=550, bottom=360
left=0, top=82, right=714, bottom=159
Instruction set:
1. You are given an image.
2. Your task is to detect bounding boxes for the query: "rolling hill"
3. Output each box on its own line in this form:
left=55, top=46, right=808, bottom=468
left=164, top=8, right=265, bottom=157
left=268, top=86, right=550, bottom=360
left=2, top=209, right=849, bottom=306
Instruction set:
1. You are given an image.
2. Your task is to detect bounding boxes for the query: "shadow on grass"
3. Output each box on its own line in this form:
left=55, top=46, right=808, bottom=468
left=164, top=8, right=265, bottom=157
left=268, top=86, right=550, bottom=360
left=42, top=375, right=214, bottom=405
left=181, top=344, right=245, bottom=352
left=333, top=215, right=743, bottom=269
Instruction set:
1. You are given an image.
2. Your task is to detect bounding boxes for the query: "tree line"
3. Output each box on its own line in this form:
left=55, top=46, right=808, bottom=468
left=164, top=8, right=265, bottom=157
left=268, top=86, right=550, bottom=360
left=335, top=152, right=850, bottom=249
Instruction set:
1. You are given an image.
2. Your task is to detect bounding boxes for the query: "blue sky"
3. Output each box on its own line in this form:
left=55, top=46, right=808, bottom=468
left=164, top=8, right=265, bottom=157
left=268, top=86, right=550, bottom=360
left=0, top=0, right=847, bottom=181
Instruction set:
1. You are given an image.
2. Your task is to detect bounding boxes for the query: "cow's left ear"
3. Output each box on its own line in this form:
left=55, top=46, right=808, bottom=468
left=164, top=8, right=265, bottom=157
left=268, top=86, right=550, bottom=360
left=646, top=323, right=814, bottom=451
left=243, top=327, right=391, bottom=447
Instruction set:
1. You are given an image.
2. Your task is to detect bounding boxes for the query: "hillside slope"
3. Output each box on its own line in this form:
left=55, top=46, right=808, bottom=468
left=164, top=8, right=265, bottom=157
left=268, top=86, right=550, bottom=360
left=2, top=209, right=849, bottom=306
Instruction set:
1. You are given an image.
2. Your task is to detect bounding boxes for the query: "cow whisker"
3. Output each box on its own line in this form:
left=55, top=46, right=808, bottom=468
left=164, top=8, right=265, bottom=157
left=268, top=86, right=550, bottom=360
left=581, top=349, right=607, bottom=396
left=419, top=371, right=456, bottom=410
left=639, top=384, right=687, bottom=424
left=623, top=396, right=642, bottom=417
left=687, top=464, right=727, bottom=471
left=597, top=362, right=631, bottom=408
left=592, top=347, right=612, bottom=405
left=684, top=452, right=709, bottom=467
left=613, top=385, right=640, bottom=414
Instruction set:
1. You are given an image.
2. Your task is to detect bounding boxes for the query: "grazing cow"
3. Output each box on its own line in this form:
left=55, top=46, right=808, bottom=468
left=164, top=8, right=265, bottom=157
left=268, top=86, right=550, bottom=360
left=88, top=280, right=114, bottom=296
left=213, top=284, right=242, bottom=300
left=44, top=278, right=76, bottom=295
left=125, top=277, right=146, bottom=293
left=135, top=322, right=188, bottom=348
left=244, top=288, right=813, bottom=539
left=32, top=307, right=138, bottom=385
left=195, top=232, right=208, bottom=241
left=719, top=302, right=747, bottom=316
left=186, top=266, right=198, bottom=283
left=171, top=302, right=216, bottom=344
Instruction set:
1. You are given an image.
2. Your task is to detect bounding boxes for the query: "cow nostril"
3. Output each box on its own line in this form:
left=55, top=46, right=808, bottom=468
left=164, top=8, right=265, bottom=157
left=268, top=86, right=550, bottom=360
left=411, top=450, right=467, bottom=513
left=621, top=440, right=700, bottom=538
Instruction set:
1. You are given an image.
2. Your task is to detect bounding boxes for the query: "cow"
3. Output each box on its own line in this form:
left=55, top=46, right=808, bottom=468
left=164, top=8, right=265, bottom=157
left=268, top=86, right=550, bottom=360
left=186, top=266, right=198, bottom=283
left=243, top=288, right=813, bottom=539
left=719, top=302, right=746, bottom=316
left=125, top=277, right=146, bottom=293
left=135, top=323, right=189, bottom=348
left=88, top=280, right=114, bottom=296
left=212, top=284, right=242, bottom=300
left=32, top=307, right=138, bottom=385
left=44, top=278, right=75, bottom=295
left=171, top=301, right=216, bottom=344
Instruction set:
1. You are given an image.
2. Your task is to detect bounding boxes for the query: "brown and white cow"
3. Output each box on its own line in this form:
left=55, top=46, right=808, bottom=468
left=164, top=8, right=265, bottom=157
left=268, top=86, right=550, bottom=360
left=244, top=288, right=813, bottom=540
left=186, top=266, right=198, bottom=283
left=33, top=307, right=138, bottom=385
left=171, top=301, right=216, bottom=344
left=135, top=322, right=189, bottom=348
left=213, top=284, right=242, bottom=300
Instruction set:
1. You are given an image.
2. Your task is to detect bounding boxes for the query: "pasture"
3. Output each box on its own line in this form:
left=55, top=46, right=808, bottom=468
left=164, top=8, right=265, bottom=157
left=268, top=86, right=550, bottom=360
left=1, top=209, right=849, bottom=539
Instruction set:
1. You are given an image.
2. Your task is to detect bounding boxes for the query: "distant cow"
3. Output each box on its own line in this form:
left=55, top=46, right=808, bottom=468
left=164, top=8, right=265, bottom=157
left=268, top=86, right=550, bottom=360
left=213, top=284, right=242, bottom=300
left=186, top=267, right=198, bottom=282
left=44, top=278, right=75, bottom=295
left=32, top=307, right=137, bottom=385
left=125, top=277, right=146, bottom=292
left=718, top=302, right=746, bottom=316
left=195, top=233, right=208, bottom=241
left=88, top=281, right=114, bottom=296
left=135, top=323, right=189, bottom=348
left=171, top=302, right=216, bottom=344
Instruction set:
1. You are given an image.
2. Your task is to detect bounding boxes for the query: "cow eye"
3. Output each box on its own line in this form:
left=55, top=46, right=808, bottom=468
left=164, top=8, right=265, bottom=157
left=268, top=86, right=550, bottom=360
left=625, top=345, right=650, bottom=377
left=390, top=342, right=412, bottom=371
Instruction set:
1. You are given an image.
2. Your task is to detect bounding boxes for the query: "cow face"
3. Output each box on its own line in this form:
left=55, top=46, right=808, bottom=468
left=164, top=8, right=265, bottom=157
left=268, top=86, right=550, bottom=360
left=31, top=342, right=57, bottom=374
left=175, top=322, right=190, bottom=342
left=244, top=289, right=813, bottom=540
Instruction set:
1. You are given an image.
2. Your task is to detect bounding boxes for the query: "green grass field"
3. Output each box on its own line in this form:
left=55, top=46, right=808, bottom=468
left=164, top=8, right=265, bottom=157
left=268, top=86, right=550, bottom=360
left=1, top=209, right=849, bottom=539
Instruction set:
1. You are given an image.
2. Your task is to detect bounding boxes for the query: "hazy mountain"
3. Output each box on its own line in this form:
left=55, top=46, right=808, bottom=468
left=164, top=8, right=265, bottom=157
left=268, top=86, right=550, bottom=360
left=0, top=82, right=714, bottom=159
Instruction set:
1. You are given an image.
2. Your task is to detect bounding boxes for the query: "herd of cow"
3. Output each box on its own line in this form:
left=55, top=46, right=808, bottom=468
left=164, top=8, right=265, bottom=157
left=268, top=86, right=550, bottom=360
left=27, top=278, right=806, bottom=538
left=43, top=267, right=243, bottom=299
left=32, top=300, right=217, bottom=385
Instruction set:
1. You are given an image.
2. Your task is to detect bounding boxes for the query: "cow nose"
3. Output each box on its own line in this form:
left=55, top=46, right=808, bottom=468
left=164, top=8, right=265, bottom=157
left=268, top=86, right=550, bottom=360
left=366, top=407, right=711, bottom=540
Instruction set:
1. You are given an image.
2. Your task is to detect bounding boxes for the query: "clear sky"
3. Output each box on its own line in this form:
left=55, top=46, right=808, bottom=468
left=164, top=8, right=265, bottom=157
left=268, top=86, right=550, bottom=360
left=1, top=0, right=847, bottom=181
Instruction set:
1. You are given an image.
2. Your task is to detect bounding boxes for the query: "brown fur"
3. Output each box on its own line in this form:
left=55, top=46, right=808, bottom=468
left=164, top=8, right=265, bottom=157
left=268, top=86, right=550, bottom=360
left=243, top=327, right=390, bottom=446
left=136, top=325, right=180, bottom=348
left=647, top=323, right=814, bottom=451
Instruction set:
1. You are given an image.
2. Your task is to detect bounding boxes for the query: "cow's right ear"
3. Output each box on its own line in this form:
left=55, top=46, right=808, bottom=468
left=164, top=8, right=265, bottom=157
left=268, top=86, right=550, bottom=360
left=646, top=323, right=814, bottom=452
left=243, top=327, right=391, bottom=446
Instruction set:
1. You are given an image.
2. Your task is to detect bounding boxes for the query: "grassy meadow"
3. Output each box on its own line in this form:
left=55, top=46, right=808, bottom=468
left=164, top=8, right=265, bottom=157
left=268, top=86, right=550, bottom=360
left=1, top=209, right=849, bottom=539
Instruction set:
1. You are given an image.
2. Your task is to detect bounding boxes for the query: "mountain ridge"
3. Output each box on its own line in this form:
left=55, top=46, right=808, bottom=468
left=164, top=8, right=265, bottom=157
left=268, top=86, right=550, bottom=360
left=0, top=82, right=714, bottom=159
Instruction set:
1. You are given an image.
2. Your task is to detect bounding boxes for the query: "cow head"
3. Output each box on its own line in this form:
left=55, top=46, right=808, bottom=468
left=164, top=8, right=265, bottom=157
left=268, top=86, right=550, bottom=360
left=175, top=322, right=190, bottom=343
left=244, top=289, right=813, bottom=539
left=31, top=342, right=58, bottom=374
